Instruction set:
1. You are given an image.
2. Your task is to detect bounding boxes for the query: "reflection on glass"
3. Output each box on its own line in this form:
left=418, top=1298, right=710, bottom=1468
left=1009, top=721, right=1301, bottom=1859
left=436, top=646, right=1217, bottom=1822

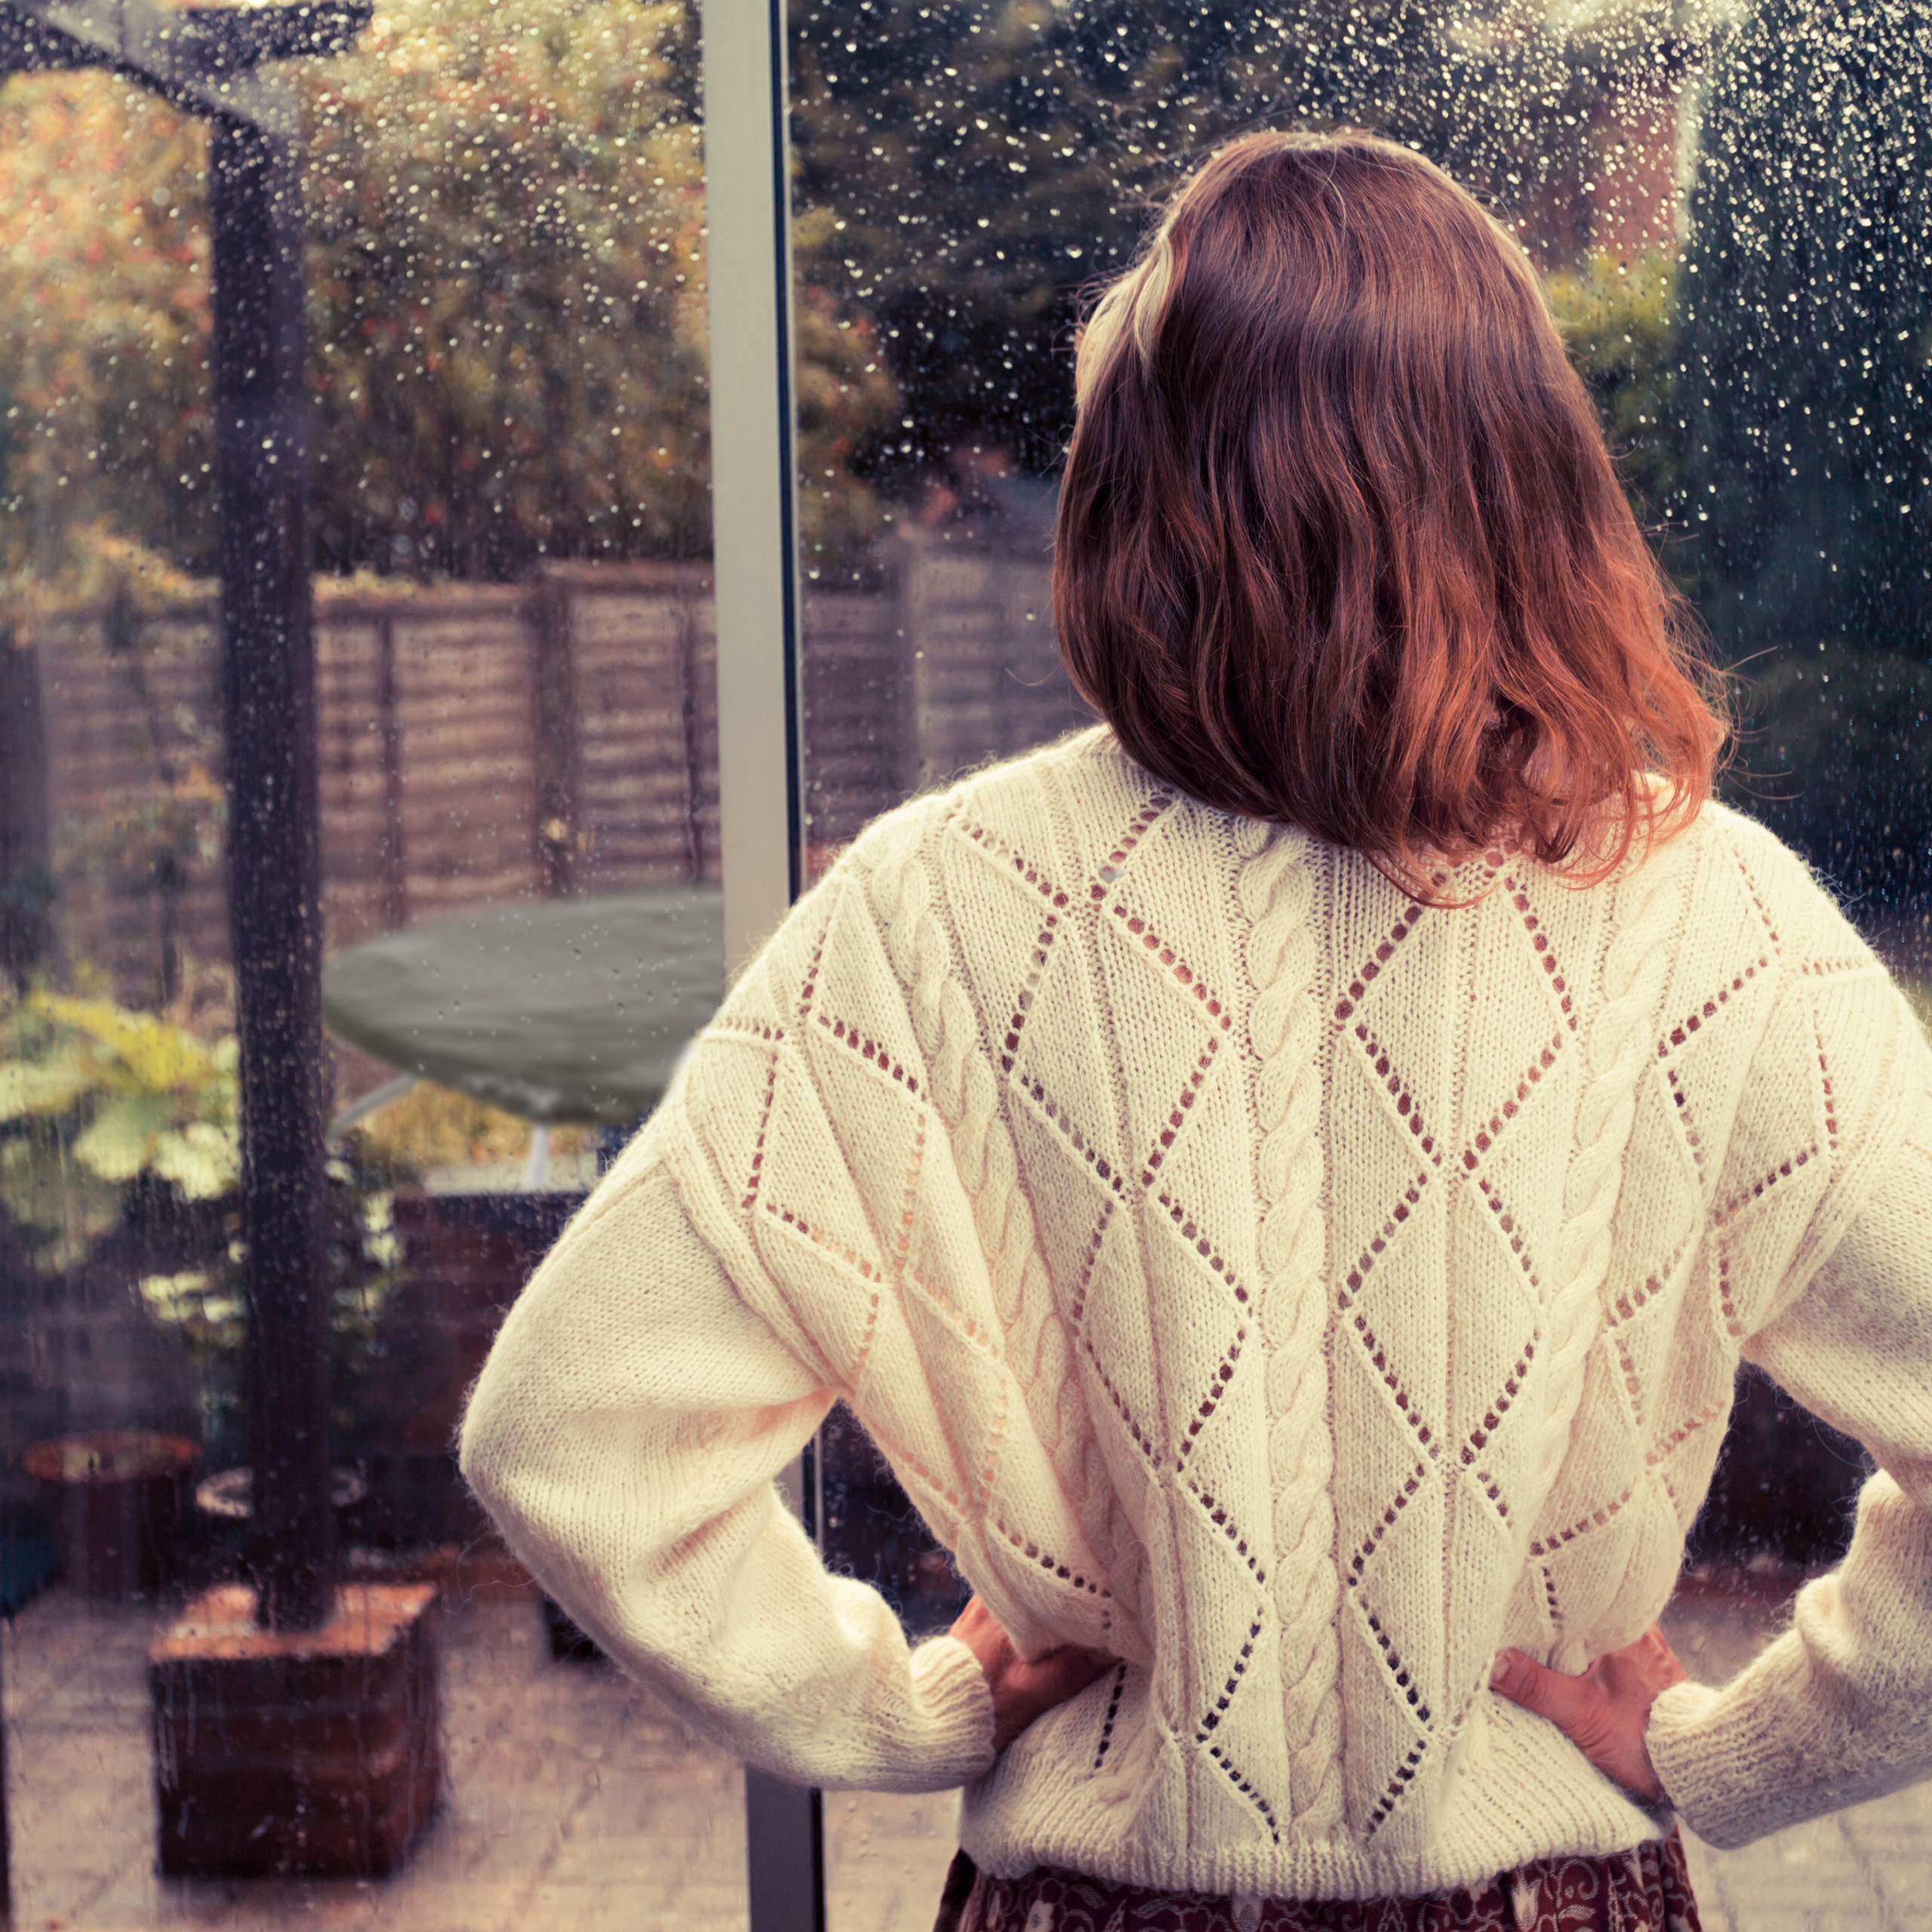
left=789, top=1, right=1930, bottom=1924
left=1, top=0, right=747, bottom=1918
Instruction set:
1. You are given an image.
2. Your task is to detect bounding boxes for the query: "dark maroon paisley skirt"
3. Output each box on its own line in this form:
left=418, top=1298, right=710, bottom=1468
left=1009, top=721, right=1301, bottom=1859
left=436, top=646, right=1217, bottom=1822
left=933, top=1833, right=1700, bottom=1932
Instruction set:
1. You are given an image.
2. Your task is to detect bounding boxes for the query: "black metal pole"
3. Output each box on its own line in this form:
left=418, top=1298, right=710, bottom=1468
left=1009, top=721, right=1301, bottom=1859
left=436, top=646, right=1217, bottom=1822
left=209, top=114, right=335, bottom=1632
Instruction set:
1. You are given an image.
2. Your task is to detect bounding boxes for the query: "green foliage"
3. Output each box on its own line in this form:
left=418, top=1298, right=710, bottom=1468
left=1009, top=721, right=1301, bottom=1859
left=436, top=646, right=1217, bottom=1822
left=0, top=981, right=238, bottom=1269
left=2, top=0, right=1697, bottom=590
left=1678, top=0, right=1932, bottom=654
left=1720, top=645, right=1932, bottom=907
left=0, top=71, right=214, bottom=620
left=787, top=0, right=1674, bottom=491
left=301, top=0, right=719, bottom=574
left=1675, top=0, right=1932, bottom=903
left=1546, top=251, right=1684, bottom=528
left=131, top=1151, right=408, bottom=1449
left=0, top=0, right=901, bottom=587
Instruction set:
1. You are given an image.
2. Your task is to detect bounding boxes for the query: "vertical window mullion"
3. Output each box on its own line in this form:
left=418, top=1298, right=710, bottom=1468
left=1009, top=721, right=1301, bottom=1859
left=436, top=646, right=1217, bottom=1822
left=700, top=2, right=823, bottom=1928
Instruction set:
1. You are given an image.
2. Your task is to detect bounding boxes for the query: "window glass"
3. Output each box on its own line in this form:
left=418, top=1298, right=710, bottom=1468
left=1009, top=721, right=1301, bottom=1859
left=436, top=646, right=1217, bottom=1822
left=789, top=2, right=1930, bottom=1923
left=1, top=1, right=746, bottom=1920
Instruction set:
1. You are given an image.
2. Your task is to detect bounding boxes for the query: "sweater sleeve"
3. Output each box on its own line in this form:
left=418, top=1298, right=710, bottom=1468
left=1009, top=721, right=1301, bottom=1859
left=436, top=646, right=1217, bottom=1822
left=1647, top=1011, right=1932, bottom=1847
left=457, top=1145, right=996, bottom=1793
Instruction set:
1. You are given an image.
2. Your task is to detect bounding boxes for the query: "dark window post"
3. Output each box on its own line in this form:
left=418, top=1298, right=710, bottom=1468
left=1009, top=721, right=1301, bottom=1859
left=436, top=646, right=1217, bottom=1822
left=208, top=114, right=334, bottom=1632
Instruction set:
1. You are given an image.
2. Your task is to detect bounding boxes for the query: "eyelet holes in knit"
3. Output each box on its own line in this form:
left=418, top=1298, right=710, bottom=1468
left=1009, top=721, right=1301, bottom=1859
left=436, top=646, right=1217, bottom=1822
left=1814, top=1019, right=1842, bottom=1153
left=1152, top=1191, right=1250, bottom=1304
left=1457, top=1352, right=1533, bottom=1473
left=1460, top=1038, right=1566, bottom=1177
left=1106, top=901, right=1232, bottom=1032
left=955, top=821, right=1072, bottom=1075
left=1612, top=1333, right=1645, bottom=1417
left=1343, top=1312, right=1438, bottom=1463
left=1195, top=1613, right=1266, bottom=1738
left=1650, top=1397, right=1726, bottom=1468
left=1091, top=793, right=1176, bottom=891
left=1665, top=1069, right=1705, bottom=1171
left=769, top=1205, right=888, bottom=1288
left=1333, top=900, right=1428, bottom=1024
left=1362, top=1611, right=1432, bottom=1723
left=1527, top=1483, right=1636, bottom=1558
left=798, top=934, right=827, bottom=1019
left=1715, top=1146, right=1820, bottom=1228
left=1715, top=1237, right=1743, bottom=1338
left=1363, top=1740, right=1429, bottom=1839
left=1090, top=1662, right=1128, bottom=1770
left=1140, top=1041, right=1220, bottom=1183
left=1182, top=1475, right=1266, bottom=1582
left=737, top=935, right=829, bottom=1212
left=1001, top=923, right=1059, bottom=1073
left=1604, top=1271, right=1668, bottom=1330
left=1351, top=1023, right=1438, bottom=1161
left=1657, top=961, right=1769, bottom=1060
left=1177, top=1331, right=1247, bottom=1464
left=1503, top=874, right=1578, bottom=1032
left=1476, top=1178, right=1543, bottom=1296
left=740, top=1054, right=783, bottom=1213
left=1725, top=844, right=1784, bottom=952
left=710, top=1013, right=784, bottom=1045
left=1339, top=1171, right=1434, bottom=1302
left=1066, top=1203, right=1112, bottom=1331
left=1346, top=1460, right=1429, bottom=1589
left=818, top=1014, right=924, bottom=1097
left=993, top=1519, right=1105, bottom=1597
left=1018, top=1075, right=1128, bottom=1199
left=1801, top=953, right=1876, bottom=978
left=1082, top=1337, right=1161, bottom=1472
left=1207, top=1744, right=1282, bottom=1844
left=1539, top=1562, right=1564, bottom=1632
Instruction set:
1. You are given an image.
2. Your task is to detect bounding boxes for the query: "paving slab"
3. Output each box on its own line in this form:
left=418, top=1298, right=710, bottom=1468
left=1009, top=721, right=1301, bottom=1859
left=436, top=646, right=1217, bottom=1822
left=3, top=1576, right=1928, bottom=1930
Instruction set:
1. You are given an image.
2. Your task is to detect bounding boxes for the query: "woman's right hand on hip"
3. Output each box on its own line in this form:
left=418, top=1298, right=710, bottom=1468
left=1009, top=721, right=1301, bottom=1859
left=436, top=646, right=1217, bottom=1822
left=1489, top=1623, right=1688, bottom=1803
left=949, top=1595, right=1117, bottom=1755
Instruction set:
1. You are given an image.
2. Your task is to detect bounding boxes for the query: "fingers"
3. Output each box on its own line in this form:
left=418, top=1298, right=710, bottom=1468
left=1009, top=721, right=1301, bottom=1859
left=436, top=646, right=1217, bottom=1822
left=946, top=1598, right=1121, bottom=1752
left=1490, top=1647, right=1592, bottom=1730
left=1490, top=1633, right=1675, bottom=1804
left=946, top=1595, right=1010, bottom=1679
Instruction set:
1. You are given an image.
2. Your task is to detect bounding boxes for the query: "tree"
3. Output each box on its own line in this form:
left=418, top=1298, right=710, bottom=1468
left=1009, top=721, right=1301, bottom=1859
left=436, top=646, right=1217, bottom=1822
left=786, top=0, right=1687, bottom=497
left=0, top=0, right=900, bottom=588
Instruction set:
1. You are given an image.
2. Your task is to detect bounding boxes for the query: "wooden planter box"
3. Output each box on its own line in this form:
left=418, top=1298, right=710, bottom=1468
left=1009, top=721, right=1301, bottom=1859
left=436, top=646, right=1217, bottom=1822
left=150, top=1582, right=441, bottom=1878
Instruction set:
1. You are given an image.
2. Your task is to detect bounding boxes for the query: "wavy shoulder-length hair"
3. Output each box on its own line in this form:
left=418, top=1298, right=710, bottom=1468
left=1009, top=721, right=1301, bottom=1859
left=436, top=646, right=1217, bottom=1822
left=1054, top=130, right=1724, bottom=893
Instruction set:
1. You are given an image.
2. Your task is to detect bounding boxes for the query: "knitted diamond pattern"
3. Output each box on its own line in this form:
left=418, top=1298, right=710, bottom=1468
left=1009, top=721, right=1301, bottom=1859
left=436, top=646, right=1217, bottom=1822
left=672, top=728, right=1912, bottom=1878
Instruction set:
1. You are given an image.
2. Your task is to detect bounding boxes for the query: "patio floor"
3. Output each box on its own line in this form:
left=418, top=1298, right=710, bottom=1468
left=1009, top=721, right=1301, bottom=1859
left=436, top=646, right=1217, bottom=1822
left=3, top=1565, right=1925, bottom=1932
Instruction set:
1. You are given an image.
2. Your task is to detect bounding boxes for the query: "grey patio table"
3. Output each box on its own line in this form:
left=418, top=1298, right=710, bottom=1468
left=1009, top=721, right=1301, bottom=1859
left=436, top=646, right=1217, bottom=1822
left=321, top=888, right=724, bottom=1132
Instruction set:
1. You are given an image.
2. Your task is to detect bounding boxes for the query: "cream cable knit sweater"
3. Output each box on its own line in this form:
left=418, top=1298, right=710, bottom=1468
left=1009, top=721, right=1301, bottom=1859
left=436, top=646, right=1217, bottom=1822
left=460, top=726, right=1932, bottom=1900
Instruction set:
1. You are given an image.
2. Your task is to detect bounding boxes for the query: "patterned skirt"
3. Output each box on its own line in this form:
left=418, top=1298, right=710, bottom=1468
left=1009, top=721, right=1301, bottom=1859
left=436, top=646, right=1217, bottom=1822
left=933, top=1833, right=1700, bottom=1932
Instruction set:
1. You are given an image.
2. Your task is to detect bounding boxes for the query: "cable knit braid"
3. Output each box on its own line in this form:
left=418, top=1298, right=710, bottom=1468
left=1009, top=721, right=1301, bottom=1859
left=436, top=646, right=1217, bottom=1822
left=1532, top=851, right=1681, bottom=1663
left=863, top=815, right=1091, bottom=1506
left=1237, top=822, right=1344, bottom=1834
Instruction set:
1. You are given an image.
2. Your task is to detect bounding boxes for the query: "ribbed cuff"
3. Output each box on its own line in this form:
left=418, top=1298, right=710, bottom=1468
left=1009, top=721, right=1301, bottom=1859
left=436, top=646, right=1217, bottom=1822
left=1645, top=1652, right=1815, bottom=1850
left=906, top=1635, right=999, bottom=1787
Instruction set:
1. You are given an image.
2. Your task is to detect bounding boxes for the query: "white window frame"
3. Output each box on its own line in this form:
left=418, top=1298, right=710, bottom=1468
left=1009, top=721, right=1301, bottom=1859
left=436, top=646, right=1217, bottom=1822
left=700, top=0, right=825, bottom=1925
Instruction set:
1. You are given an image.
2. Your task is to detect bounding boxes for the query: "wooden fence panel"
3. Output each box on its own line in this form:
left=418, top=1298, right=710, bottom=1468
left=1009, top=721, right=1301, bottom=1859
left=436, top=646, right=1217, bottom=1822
left=26, top=543, right=1073, bottom=1017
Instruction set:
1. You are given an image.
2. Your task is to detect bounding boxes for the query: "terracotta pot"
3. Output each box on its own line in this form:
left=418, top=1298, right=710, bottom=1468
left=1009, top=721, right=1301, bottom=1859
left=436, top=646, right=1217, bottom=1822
left=23, top=1431, right=198, bottom=1598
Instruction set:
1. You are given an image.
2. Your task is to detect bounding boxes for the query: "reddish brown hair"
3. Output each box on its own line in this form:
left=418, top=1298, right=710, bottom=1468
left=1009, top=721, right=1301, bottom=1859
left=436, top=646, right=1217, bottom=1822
left=1054, top=131, right=1724, bottom=891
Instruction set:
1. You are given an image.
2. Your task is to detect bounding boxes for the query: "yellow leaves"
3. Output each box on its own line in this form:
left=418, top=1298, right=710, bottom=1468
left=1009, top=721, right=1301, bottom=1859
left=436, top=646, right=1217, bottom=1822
left=0, top=989, right=239, bottom=1198
left=72, top=1092, right=175, bottom=1182
left=32, top=992, right=224, bottom=1098
left=0, top=1050, right=91, bottom=1121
